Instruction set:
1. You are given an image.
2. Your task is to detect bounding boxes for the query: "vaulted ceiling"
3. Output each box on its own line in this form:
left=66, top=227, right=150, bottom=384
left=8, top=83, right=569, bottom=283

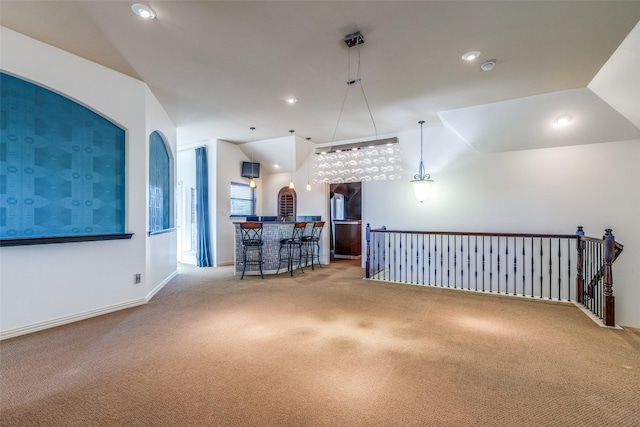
left=2, top=1, right=639, bottom=166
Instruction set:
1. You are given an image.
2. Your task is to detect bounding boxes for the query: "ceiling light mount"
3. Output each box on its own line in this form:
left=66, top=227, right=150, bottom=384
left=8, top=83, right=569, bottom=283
left=131, top=3, right=156, bottom=19
left=344, top=31, right=365, bottom=48
left=481, top=60, right=496, bottom=71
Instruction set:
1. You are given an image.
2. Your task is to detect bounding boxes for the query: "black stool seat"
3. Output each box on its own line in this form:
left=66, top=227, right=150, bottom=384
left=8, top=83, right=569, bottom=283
left=277, top=221, right=307, bottom=276
left=239, top=221, right=264, bottom=279
left=301, top=221, right=325, bottom=270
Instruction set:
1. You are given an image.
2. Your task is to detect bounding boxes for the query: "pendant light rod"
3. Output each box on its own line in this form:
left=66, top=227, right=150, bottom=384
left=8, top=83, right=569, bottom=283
left=414, top=121, right=430, bottom=181
left=289, top=129, right=295, bottom=189
left=305, top=137, right=312, bottom=191
left=249, top=127, right=257, bottom=188
left=330, top=31, right=380, bottom=145
left=357, top=45, right=379, bottom=140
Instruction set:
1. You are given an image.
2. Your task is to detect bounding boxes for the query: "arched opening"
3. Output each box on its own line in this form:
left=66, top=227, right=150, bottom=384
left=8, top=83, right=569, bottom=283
left=277, top=187, right=297, bottom=221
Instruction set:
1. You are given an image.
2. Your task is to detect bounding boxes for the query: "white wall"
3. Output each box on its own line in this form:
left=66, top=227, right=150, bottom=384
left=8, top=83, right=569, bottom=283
left=145, top=87, right=178, bottom=295
left=214, top=139, right=261, bottom=266
left=0, top=28, right=177, bottom=338
left=362, top=125, right=640, bottom=327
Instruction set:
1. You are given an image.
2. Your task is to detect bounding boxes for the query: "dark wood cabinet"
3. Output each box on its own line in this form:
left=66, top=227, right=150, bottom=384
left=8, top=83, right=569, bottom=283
left=333, top=220, right=362, bottom=259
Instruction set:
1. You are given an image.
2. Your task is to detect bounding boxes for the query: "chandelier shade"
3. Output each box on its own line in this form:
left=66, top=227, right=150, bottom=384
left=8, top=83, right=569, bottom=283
left=411, top=178, right=434, bottom=202
left=313, top=142, right=402, bottom=184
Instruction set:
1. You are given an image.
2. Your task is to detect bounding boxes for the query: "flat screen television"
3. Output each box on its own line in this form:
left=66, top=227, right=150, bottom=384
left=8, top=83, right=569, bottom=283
left=241, top=161, right=260, bottom=178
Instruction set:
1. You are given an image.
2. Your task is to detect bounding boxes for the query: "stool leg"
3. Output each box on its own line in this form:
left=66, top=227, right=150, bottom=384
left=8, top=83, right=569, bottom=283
left=288, top=243, right=293, bottom=276
left=298, top=243, right=305, bottom=273
left=241, top=246, right=247, bottom=279
left=276, top=245, right=284, bottom=275
left=309, top=241, right=315, bottom=270
left=315, top=241, right=321, bottom=268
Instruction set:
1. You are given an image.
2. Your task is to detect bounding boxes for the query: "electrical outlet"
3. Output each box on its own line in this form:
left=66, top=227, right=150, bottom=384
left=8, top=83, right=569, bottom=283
left=134, top=273, right=141, bottom=284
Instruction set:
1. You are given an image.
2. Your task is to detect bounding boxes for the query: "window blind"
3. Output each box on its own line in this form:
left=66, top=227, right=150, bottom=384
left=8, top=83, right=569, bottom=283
left=230, top=182, right=255, bottom=216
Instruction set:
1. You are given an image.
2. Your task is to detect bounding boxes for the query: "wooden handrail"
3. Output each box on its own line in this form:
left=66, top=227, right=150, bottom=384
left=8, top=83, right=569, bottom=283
left=579, top=234, right=623, bottom=260
left=614, top=241, right=624, bottom=262
left=368, top=228, right=578, bottom=240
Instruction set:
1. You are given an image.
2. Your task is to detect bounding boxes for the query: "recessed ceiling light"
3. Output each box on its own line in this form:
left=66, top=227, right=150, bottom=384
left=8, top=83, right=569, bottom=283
left=131, top=4, right=156, bottom=19
left=286, top=97, right=298, bottom=104
left=462, top=51, right=481, bottom=61
left=274, top=164, right=280, bottom=168
left=554, top=114, right=572, bottom=127
left=480, top=60, right=496, bottom=71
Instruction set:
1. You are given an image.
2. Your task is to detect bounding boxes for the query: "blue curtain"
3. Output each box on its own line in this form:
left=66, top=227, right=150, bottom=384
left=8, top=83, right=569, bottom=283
left=195, top=147, right=212, bottom=267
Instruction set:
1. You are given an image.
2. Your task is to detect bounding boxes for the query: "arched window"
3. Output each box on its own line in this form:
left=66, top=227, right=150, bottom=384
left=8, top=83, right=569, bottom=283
left=277, top=187, right=296, bottom=221
left=149, top=131, right=171, bottom=232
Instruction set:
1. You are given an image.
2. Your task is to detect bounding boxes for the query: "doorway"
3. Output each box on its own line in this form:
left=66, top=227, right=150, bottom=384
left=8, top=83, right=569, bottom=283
left=177, top=148, right=198, bottom=265
left=329, top=182, right=362, bottom=260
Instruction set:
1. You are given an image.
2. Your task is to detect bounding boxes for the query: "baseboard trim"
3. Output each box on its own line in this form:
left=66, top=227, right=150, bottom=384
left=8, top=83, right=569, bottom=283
left=0, top=298, right=146, bottom=341
left=1, top=271, right=178, bottom=341
left=571, top=301, right=622, bottom=329
left=216, top=261, right=234, bottom=267
left=146, top=271, right=177, bottom=302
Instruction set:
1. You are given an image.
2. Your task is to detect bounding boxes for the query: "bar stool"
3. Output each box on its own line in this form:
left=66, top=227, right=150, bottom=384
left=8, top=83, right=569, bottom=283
left=239, top=221, right=264, bottom=279
left=277, top=221, right=307, bottom=276
left=302, top=221, right=325, bottom=270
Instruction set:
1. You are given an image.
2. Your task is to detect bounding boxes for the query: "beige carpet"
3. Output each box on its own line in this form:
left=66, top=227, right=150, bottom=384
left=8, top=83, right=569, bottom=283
left=1, top=259, right=639, bottom=426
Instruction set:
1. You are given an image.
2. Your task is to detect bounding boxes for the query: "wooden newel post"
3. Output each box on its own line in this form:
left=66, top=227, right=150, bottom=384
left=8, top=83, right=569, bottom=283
left=576, top=226, right=585, bottom=303
left=603, top=228, right=616, bottom=327
left=365, top=223, right=371, bottom=279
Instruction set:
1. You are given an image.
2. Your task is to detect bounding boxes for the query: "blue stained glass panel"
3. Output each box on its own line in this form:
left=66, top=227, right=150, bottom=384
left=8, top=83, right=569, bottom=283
left=149, top=131, right=170, bottom=232
left=0, top=72, right=126, bottom=239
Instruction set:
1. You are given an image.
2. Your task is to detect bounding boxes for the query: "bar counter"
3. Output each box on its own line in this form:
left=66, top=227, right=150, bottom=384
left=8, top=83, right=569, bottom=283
left=234, top=221, right=315, bottom=276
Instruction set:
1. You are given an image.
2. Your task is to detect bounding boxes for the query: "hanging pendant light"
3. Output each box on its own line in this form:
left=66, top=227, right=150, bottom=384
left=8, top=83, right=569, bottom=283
left=289, top=130, right=295, bottom=189
left=313, top=31, right=402, bottom=184
left=410, top=121, right=434, bottom=202
left=305, top=137, right=312, bottom=191
left=249, top=127, right=257, bottom=188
